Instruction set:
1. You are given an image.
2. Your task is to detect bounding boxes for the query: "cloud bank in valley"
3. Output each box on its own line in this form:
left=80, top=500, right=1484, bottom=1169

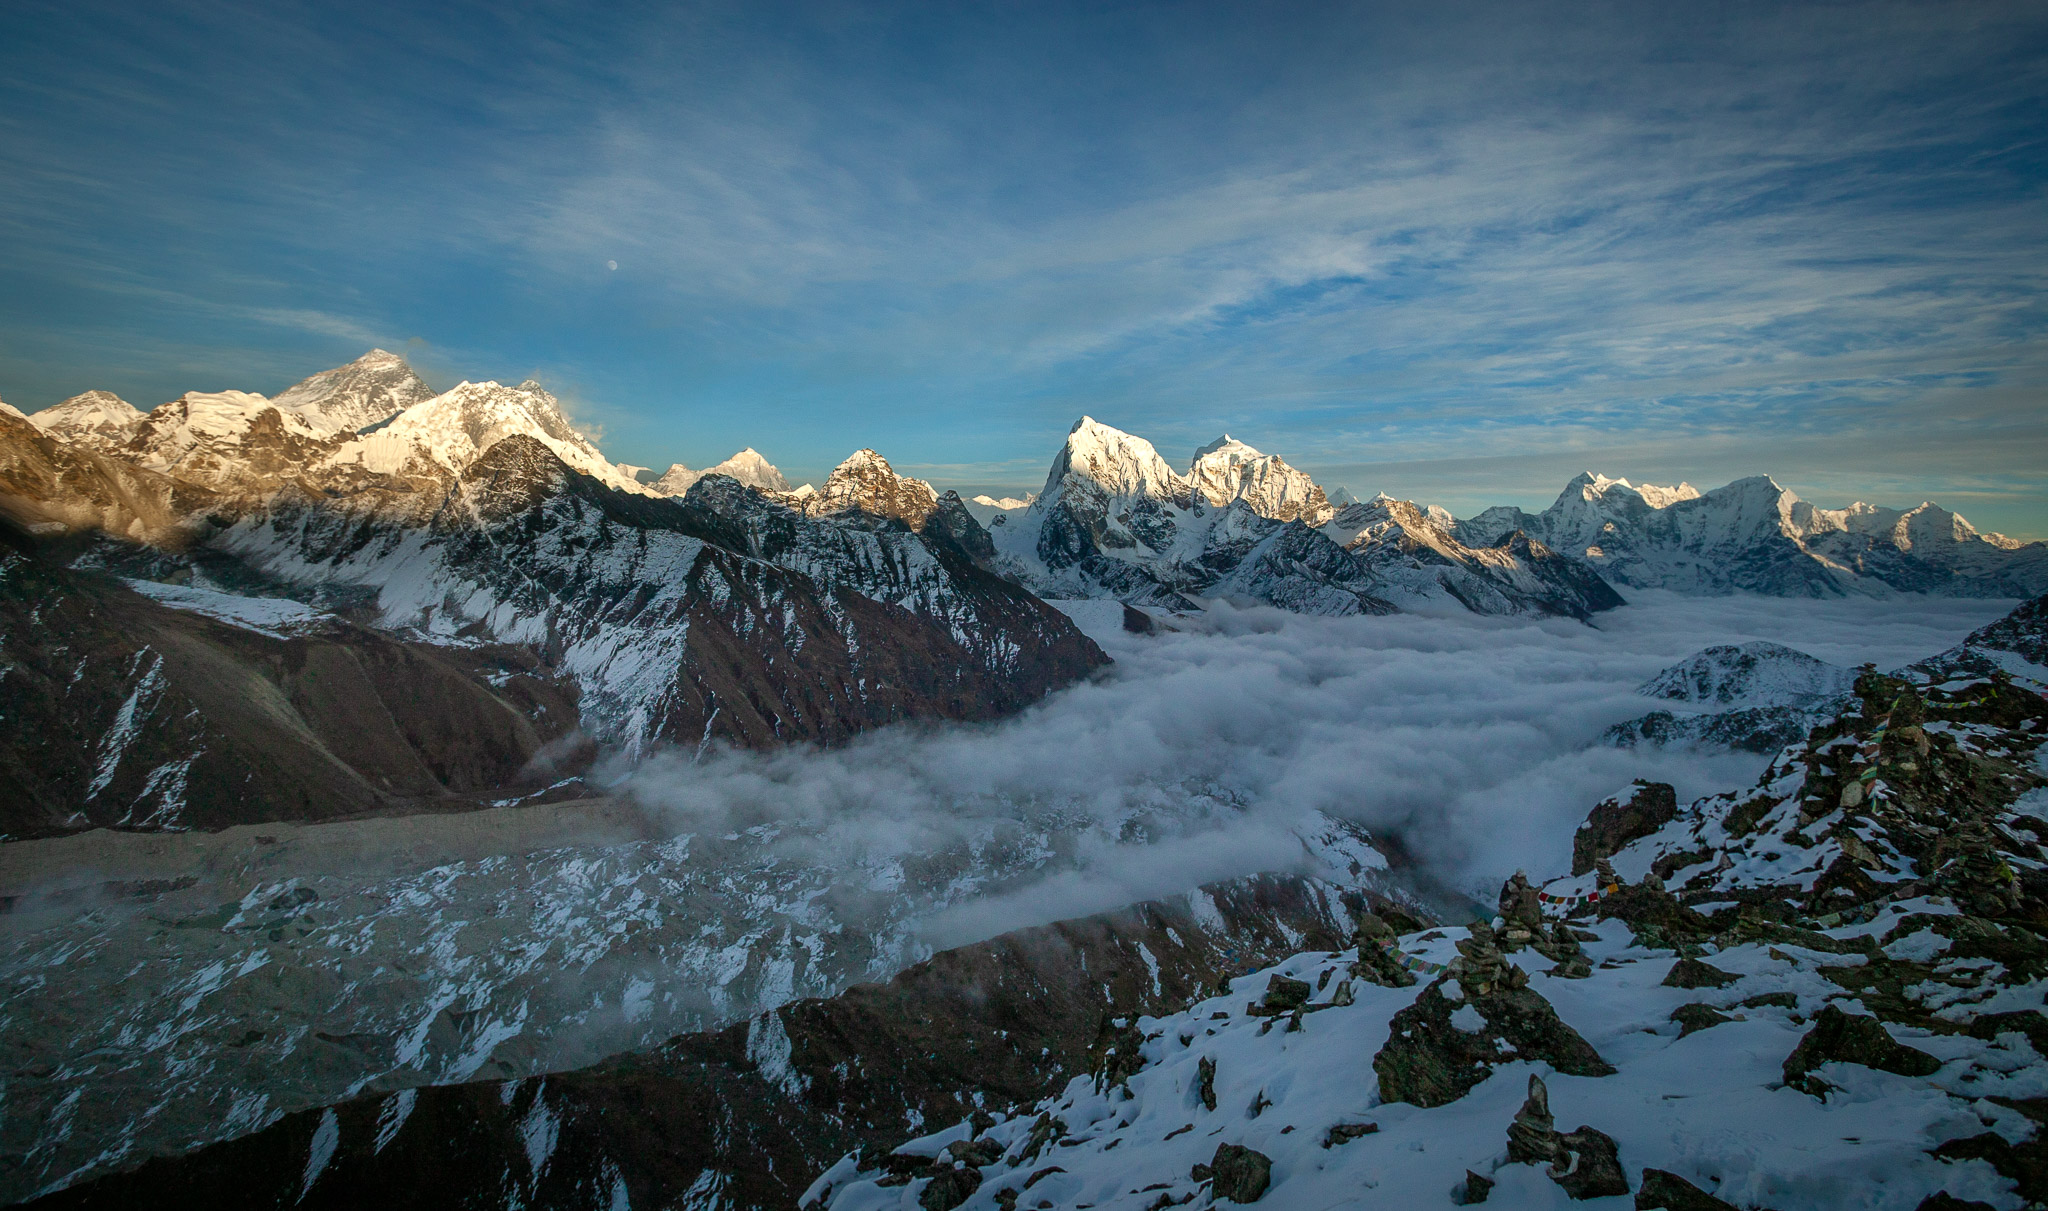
left=620, top=591, right=2014, bottom=947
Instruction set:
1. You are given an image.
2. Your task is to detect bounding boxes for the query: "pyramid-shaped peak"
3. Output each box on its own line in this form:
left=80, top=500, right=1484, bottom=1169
left=1192, top=434, right=1262, bottom=462
left=273, top=348, right=435, bottom=436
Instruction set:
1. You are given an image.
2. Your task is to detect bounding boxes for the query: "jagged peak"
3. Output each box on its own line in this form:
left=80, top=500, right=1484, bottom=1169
left=1554, top=472, right=1701, bottom=512
left=829, top=448, right=893, bottom=476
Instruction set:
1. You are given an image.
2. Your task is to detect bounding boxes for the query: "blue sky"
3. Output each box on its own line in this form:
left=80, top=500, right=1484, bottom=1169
left=2, top=1, right=2045, bottom=534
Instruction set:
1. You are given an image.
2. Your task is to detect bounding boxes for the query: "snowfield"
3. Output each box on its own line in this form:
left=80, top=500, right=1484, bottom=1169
left=814, top=904, right=2042, bottom=1211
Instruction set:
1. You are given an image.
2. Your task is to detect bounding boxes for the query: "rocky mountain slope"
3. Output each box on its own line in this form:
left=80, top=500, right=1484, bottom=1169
left=0, top=530, right=588, bottom=840
left=1460, top=472, right=2048, bottom=599
left=0, top=352, right=1108, bottom=834
left=987, top=418, right=1623, bottom=620
left=203, top=437, right=1106, bottom=760
left=1912, top=594, right=2048, bottom=694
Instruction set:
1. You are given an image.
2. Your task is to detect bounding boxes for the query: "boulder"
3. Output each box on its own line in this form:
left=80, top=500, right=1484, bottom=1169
left=1783, top=1004, right=1942, bottom=1094
left=1573, top=782, right=1678, bottom=876
left=1375, top=978, right=1613, bottom=1108
left=919, top=1164, right=982, bottom=1211
left=1454, top=1170, right=1495, bottom=1204
left=1209, top=1143, right=1272, bottom=1203
left=1670, top=1003, right=1733, bottom=1038
left=1662, top=958, right=1740, bottom=990
left=1552, top=1126, right=1630, bottom=1200
left=1596, top=875, right=1713, bottom=945
left=1255, top=975, right=1312, bottom=1014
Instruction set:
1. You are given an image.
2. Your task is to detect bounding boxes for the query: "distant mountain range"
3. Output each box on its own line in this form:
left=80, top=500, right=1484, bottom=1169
left=3, top=348, right=2042, bottom=836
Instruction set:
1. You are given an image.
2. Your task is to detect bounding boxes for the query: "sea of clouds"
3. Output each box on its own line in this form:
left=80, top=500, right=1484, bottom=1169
left=620, top=590, right=2013, bottom=948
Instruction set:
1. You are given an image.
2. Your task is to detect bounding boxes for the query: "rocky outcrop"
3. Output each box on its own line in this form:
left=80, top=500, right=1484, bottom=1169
left=1572, top=782, right=1678, bottom=876
left=1781, top=1004, right=1942, bottom=1095
left=1371, top=925, right=1613, bottom=1107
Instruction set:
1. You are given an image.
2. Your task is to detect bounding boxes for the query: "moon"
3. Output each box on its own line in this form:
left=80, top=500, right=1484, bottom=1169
left=606, top=260, right=618, bottom=271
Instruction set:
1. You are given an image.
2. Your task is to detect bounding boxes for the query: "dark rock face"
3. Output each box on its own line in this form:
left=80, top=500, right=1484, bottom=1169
left=1783, top=1004, right=1943, bottom=1094
left=220, top=438, right=1110, bottom=760
left=1635, top=1168, right=1738, bottom=1210
left=1208, top=1143, right=1272, bottom=1203
left=1495, top=530, right=1628, bottom=614
left=1572, top=781, right=1678, bottom=876
left=1550, top=1126, right=1629, bottom=1200
left=0, top=543, right=587, bottom=839
left=918, top=1165, right=981, bottom=1210
left=1455, top=1170, right=1494, bottom=1204
left=1670, top=1003, right=1733, bottom=1038
left=1373, top=976, right=1614, bottom=1108
left=28, top=875, right=1354, bottom=1211
left=1662, top=958, right=1740, bottom=990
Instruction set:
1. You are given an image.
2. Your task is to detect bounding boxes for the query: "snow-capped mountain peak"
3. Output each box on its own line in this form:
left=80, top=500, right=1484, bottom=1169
left=334, top=379, right=644, bottom=494
left=651, top=462, right=697, bottom=494
left=1043, top=416, right=1188, bottom=505
left=713, top=447, right=792, bottom=493
left=650, top=448, right=791, bottom=496
left=28, top=390, right=146, bottom=451
left=804, top=448, right=941, bottom=527
left=268, top=349, right=434, bottom=436
left=1187, top=434, right=1332, bottom=524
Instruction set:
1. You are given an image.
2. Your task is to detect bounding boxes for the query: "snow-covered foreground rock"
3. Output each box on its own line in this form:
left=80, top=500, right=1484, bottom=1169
left=816, top=905, right=2039, bottom=1210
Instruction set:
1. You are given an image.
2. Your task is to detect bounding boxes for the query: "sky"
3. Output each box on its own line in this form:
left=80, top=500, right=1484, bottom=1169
left=0, top=1, right=2044, bottom=534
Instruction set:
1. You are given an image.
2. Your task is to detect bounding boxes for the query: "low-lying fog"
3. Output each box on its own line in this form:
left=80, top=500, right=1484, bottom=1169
left=624, top=590, right=2012, bottom=944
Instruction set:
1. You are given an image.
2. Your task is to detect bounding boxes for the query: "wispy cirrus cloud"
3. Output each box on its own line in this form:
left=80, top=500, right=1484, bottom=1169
left=0, top=0, right=2043, bottom=529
